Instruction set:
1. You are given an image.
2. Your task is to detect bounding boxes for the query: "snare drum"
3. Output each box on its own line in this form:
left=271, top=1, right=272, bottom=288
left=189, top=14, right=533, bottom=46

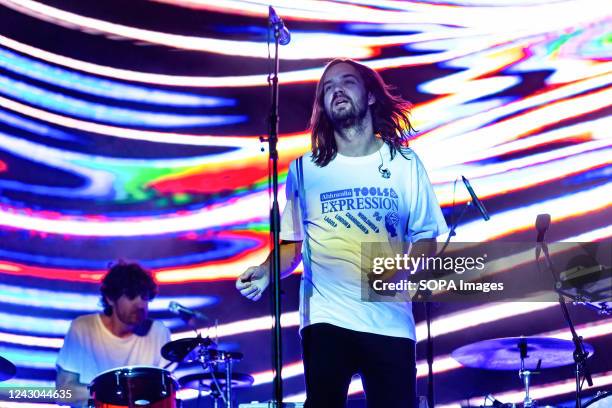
left=90, top=366, right=177, bottom=408
left=585, top=391, right=612, bottom=408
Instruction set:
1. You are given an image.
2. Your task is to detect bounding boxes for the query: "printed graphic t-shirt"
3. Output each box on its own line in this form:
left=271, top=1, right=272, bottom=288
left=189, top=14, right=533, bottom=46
left=56, top=313, right=171, bottom=385
left=280, top=145, right=449, bottom=340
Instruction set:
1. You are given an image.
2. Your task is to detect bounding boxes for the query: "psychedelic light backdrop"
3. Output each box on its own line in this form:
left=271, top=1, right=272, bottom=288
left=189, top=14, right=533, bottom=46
left=0, top=0, right=610, bottom=407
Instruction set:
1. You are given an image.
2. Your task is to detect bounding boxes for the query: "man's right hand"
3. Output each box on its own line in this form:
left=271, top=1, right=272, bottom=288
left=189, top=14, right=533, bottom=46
left=55, top=366, right=90, bottom=407
left=236, top=265, right=269, bottom=301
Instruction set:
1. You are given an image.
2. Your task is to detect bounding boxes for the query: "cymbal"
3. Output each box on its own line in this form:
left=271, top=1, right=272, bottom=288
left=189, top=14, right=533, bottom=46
left=161, top=337, right=217, bottom=363
left=451, top=336, right=594, bottom=370
left=0, top=355, right=16, bottom=382
left=179, top=372, right=254, bottom=391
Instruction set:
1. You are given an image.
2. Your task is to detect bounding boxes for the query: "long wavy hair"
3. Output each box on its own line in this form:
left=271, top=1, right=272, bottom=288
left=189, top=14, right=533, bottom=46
left=309, top=58, right=416, bottom=167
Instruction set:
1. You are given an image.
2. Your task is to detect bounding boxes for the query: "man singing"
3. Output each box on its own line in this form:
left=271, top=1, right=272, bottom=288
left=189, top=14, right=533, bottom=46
left=56, top=261, right=170, bottom=407
left=236, top=58, right=448, bottom=407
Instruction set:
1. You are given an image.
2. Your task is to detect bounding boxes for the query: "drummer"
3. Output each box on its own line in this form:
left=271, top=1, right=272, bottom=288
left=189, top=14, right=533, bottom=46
left=55, top=261, right=171, bottom=407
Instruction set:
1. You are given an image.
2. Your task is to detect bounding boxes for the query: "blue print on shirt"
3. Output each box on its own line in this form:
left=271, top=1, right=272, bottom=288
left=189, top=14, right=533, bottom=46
left=319, top=186, right=399, bottom=236
left=385, top=211, right=399, bottom=237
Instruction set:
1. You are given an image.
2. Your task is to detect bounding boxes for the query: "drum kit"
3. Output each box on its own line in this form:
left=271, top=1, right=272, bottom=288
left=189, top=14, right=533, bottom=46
left=0, top=332, right=610, bottom=407
left=88, top=335, right=253, bottom=408
left=0, top=323, right=252, bottom=407
left=451, top=336, right=609, bottom=408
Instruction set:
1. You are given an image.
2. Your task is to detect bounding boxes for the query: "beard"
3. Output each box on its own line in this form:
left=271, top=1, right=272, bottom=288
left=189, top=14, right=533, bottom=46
left=116, top=308, right=147, bottom=326
left=329, top=98, right=368, bottom=129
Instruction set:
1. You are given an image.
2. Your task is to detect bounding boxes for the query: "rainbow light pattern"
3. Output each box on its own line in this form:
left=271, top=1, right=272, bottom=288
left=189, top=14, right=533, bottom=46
left=0, top=0, right=610, bottom=406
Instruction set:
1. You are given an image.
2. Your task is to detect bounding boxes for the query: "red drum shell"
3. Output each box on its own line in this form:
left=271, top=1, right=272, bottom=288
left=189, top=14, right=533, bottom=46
left=90, top=366, right=177, bottom=408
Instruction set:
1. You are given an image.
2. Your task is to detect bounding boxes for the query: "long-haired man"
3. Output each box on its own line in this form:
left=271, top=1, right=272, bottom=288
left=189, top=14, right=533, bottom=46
left=237, top=59, right=448, bottom=407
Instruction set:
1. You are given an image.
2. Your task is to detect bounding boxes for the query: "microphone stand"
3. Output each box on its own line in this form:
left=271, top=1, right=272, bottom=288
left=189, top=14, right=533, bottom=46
left=424, top=185, right=490, bottom=408
left=421, top=201, right=471, bottom=408
left=260, top=14, right=284, bottom=408
left=537, top=241, right=593, bottom=408
left=425, top=301, right=434, bottom=408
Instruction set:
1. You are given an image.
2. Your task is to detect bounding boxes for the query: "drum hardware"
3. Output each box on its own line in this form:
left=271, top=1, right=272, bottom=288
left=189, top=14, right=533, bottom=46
left=179, top=372, right=255, bottom=391
left=190, top=347, right=247, bottom=408
left=206, top=361, right=229, bottom=408
left=224, top=351, right=232, bottom=408
left=161, top=372, right=169, bottom=397
left=452, top=336, right=595, bottom=408
left=238, top=403, right=304, bottom=408
left=180, top=371, right=254, bottom=408
left=115, top=370, right=122, bottom=397
left=517, top=338, right=541, bottom=408
left=0, top=355, right=17, bottom=382
left=557, top=264, right=611, bottom=316
left=161, top=335, right=218, bottom=364
left=163, top=336, right=250, bottom=408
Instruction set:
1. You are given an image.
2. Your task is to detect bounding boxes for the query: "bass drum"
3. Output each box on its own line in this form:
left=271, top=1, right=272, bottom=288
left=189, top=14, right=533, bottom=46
left=585, top=391, right=612, bottom=408
left=90, top=366, right=177, bottom=408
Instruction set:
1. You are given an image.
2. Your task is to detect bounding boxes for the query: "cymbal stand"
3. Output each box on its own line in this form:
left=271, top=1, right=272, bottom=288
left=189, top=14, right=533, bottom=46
left=225, top=353, right=233, bottom=408
left=196, top=346, right=229, bottom=408
left=518, top=339, right=536, bottom=407
left=210, top=388, right=221, bottom=408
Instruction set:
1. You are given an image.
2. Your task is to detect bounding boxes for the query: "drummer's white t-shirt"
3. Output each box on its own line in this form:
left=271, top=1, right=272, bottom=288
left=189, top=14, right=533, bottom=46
left=280, top=146, right=448, bottom=340
left=56, top=313, right=171, bottom=384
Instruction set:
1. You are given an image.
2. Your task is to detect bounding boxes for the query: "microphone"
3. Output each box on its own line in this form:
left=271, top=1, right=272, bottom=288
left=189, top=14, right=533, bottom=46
left=536, top=213, right=550, bottom=243
left=535, top=213, right=551, bottom=259
left=269, top=6, right=291, bottom=46
left=168, top=301, right=208, bottom=322
left=461, top=176, right=490, bottom=221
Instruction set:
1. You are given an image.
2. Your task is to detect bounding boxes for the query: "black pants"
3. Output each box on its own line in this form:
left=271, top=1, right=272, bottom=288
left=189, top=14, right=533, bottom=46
left=301, top=323, right=417, bottom=408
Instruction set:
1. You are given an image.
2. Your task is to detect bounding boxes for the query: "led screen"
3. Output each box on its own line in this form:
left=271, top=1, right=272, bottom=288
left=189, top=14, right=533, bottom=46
left=0, top=1, right=610, bottom=407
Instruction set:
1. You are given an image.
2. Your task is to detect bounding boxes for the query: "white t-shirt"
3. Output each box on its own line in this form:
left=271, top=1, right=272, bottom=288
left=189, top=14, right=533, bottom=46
left=56, top=314, right=171, bottom=385
left=280, top=145, right=448, bottom=340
